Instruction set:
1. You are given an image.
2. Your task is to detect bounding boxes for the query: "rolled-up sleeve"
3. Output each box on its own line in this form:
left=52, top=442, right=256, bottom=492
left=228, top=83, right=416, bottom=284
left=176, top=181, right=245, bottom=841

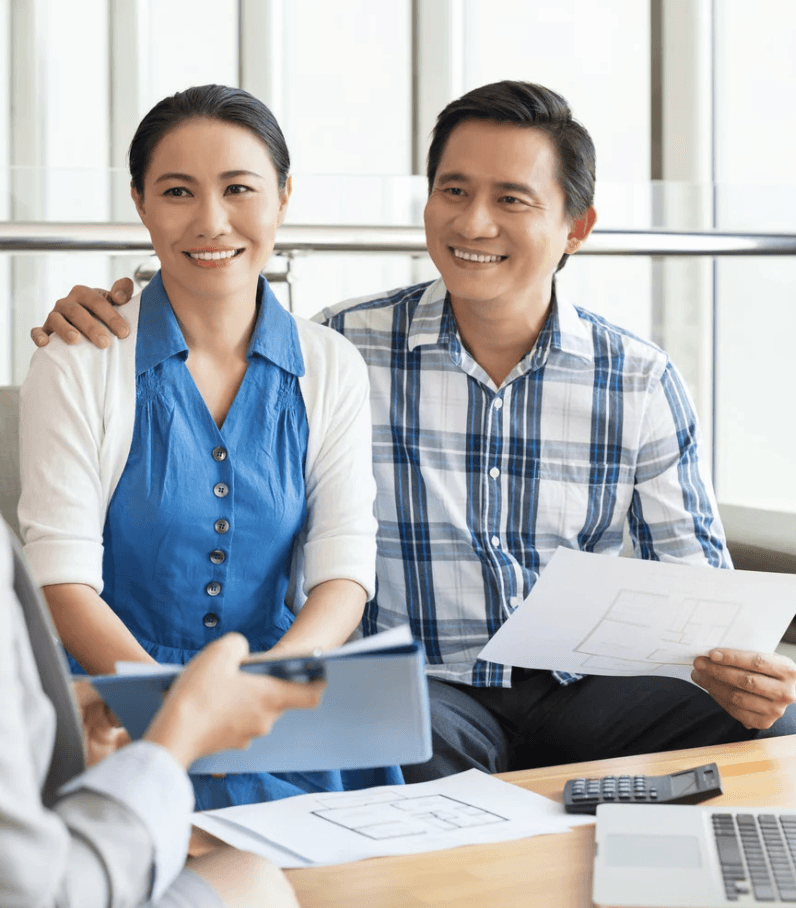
left=19, top=343, right=107, bottom=591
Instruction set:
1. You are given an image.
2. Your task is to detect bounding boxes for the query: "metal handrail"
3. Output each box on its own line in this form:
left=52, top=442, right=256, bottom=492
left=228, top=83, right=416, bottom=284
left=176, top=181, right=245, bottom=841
left=2, top=222, right=796, bottom=256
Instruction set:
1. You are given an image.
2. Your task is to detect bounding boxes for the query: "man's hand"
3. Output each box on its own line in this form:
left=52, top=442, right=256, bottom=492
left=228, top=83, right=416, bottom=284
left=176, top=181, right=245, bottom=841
left=31, top=278, right=135, bottom=348
left=691, top=648, right=796, bottom=730
left=73, top=679, right=131, bottom=766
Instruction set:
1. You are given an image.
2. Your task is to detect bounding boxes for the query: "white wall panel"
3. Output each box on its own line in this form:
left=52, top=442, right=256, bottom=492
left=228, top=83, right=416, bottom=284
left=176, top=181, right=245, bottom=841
left=146, top=0, right=238, bottom=109
left=9, top=0, right=110, bottom=383
left=280, top=0, right=414, bottom=317
left=713, top=0, right=796, bottom=513
left=282, top=0, right=411, bottom=175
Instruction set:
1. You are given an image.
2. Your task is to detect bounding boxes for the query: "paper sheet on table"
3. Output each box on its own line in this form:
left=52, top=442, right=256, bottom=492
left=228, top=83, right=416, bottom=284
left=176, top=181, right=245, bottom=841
left=191, top=769, right=592, bottom=867
left=479, top=547, right=796, bottom=681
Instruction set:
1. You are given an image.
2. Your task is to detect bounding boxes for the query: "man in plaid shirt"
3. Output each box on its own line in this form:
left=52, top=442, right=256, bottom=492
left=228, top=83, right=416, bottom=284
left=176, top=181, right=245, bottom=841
left=39, top=81, right=796, bottom=780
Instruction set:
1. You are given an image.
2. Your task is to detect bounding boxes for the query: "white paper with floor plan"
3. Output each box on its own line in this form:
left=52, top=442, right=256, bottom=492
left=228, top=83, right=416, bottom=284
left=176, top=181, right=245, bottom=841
left=479, top=547, right=796, bottom=681
left=190, top=769, right=592, bottom=866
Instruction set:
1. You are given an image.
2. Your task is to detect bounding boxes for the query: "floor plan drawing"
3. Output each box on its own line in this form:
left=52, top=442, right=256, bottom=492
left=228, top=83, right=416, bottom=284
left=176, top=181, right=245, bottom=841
left=575, top=589, right=742, bottom=672
left=480, top=547, right=796, bottom=684
left=311, top=792, right=508, bottom=840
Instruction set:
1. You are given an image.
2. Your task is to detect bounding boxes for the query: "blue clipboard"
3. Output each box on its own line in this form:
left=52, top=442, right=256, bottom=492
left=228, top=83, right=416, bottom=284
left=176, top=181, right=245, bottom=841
left=88, top=636, right=431, bottom=773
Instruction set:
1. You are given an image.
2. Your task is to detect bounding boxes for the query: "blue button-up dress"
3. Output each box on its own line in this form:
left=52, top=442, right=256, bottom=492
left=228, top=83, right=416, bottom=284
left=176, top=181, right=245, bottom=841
left=94, top=272, right=401, bottom=808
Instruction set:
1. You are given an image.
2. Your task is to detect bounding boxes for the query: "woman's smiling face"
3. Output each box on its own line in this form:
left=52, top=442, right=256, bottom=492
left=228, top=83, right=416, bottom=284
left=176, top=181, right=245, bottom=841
left=131, top=116, right=290, bottom=303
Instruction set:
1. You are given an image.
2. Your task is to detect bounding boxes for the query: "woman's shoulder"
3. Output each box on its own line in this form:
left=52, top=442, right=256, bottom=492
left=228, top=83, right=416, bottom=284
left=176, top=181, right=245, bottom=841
left=292, top=312, right=368, bottom=374
left=27, top=293, right=143, bottom=379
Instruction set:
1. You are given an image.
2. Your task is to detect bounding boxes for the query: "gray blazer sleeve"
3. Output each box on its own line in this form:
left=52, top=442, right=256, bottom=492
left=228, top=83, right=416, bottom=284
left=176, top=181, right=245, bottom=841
left=0, top=521, right=193, bottom=908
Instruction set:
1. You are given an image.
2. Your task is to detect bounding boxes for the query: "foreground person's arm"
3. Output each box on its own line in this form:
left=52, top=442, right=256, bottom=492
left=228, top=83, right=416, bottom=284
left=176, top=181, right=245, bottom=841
left=2, top=537, right=320, bottom=908
left=60, top=634, right=321, bottom=907
left=31, top=278, right=134, bottom=348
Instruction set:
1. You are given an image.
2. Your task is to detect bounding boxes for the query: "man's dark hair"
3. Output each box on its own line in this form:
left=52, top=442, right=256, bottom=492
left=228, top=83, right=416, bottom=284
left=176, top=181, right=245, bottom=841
left=426, top=81, right=596, bottom=271
left=129, top=84, right=290, bottom=195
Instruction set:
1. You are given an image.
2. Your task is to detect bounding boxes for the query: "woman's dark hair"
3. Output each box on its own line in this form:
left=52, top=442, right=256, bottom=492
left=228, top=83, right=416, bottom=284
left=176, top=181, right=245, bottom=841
left=427, top=81, right=596, bottom=271
left=129, top=84, right=290, bottom=194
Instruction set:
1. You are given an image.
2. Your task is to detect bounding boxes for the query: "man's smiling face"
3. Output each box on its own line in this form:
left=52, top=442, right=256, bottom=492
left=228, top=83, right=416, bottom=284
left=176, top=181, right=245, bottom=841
left=423, top=119, right=589, bottom=315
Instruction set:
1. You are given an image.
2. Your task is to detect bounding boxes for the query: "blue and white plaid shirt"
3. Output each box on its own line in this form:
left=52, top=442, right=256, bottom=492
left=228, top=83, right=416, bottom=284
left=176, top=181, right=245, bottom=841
left=318, top=277, right=730, bottom=688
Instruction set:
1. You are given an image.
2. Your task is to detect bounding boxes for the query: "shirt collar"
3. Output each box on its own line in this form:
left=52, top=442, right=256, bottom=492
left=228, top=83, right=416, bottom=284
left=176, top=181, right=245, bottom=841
left=136, top=272, right=304, bottom=377
left=546, top=283, right=594, bottom=364
left=405, top=276, right=593, bottom=367
left=407, top=278, right=457, bottom=352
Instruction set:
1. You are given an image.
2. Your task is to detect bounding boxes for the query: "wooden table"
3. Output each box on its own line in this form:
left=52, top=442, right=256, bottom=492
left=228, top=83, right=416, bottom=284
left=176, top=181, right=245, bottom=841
left=285, top=737, right=796, bottom=908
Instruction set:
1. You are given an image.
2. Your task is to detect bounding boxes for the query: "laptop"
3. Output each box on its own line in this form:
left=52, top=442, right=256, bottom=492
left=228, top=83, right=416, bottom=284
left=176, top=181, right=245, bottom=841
left=593, top=803, right=796, bottom=906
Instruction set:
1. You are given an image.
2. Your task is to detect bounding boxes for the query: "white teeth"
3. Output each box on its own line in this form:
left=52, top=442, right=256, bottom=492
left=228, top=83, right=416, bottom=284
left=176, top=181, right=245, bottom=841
left=189, top=250, right=239, bottom=261
left=452, top=248, right=503, bottom=263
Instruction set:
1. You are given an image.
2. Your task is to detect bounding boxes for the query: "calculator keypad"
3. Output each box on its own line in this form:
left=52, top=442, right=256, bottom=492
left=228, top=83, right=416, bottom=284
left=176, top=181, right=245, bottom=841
left=566, top=775, right=658, bottom=811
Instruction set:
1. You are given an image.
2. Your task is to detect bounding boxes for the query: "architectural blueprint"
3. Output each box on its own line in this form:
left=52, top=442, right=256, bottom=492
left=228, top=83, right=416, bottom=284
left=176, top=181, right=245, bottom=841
left=480, top=547, right=796, bottom=681
left=574, top=589, right=742, bottom=673
left=311, top=791, right=506, bottom=839
left=192, top=769, right=591, bottom=866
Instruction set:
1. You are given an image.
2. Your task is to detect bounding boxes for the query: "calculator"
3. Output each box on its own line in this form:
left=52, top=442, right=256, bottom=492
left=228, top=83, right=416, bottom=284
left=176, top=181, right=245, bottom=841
left=563, top=762, right=722, bottom=814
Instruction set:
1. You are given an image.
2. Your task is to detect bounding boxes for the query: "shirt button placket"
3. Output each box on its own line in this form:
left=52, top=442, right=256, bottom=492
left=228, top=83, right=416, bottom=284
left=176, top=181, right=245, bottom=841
left=207, top=445, right=231, bottom=633
left=487, top=393, right=508, bottom=606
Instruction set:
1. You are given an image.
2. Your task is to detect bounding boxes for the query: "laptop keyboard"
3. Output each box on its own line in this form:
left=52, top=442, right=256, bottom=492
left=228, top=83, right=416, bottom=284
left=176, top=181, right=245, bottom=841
left=713, top=813, right=796, bottom=902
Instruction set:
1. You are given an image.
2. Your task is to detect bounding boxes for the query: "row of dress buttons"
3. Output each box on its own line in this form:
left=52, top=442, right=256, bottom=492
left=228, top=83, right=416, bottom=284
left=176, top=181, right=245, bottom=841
left=207, top=446, right=229, bottom=629
left=213, top=448, right=230, bottom=532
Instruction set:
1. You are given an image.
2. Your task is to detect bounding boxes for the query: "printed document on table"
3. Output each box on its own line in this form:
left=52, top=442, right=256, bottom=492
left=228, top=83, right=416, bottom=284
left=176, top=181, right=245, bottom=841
left=190, top=769, right=592, bottom=867
left=479, top=547, right=796, bottom=681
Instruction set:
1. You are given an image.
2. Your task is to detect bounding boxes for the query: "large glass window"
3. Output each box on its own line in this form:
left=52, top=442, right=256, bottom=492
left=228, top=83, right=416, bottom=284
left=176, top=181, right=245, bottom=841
left=713, top=0, right=796, bottom=516
left=2, top=0, right=796, bottom=546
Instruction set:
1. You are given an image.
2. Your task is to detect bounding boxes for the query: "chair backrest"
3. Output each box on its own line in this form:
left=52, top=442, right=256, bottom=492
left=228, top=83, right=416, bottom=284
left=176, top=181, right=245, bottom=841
left=0, top=387, right=21, bottom=540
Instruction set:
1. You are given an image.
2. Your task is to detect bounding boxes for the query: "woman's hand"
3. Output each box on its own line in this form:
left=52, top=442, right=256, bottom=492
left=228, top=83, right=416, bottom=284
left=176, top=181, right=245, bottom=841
left=31, top=278, right=134, bottom=348
left=73, top=679, right=131, bottom=766
left=144, top=633, right=325, bottom=769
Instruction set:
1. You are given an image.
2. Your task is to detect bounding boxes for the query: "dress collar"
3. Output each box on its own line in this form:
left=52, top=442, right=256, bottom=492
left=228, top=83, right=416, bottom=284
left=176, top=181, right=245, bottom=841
left=136, top=272, right=304, bottom=377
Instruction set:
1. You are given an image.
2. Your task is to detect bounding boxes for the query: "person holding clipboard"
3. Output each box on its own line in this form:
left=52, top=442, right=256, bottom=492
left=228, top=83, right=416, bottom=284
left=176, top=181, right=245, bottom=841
left=0, top=518, right=319, bottom=908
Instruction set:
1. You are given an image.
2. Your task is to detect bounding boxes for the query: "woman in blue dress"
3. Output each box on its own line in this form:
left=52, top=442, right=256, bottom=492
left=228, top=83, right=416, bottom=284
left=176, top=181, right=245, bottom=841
left=19, top=85, right=402, bottom=808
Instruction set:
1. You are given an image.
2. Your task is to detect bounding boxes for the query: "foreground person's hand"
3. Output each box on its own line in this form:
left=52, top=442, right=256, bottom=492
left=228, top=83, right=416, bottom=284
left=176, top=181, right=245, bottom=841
left=692, top=648, right=796, bottom=729
left=144, top=632, right=325, bottom=768
left=31, top=278, right=135, bottom=348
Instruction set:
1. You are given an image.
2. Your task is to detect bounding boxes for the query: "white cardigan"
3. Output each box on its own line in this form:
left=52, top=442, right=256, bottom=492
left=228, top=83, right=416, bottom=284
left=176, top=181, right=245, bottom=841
left=19, top=292, right=378, bottom=603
